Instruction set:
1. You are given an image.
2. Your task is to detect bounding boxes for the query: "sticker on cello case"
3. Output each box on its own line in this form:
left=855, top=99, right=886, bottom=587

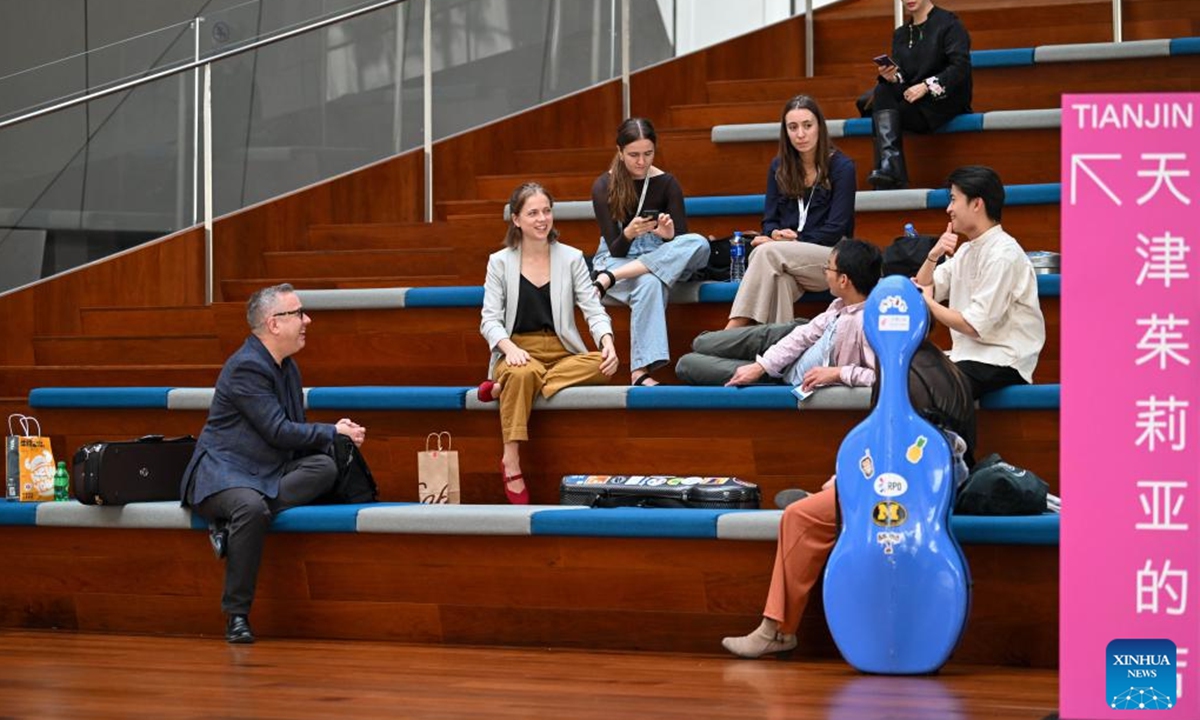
left=878, top=315, right=910, bottom=332
left=859, top=448, right=875, bottom=479
left=905, top=436, right=927, bottom=464
left=876, top=531, right=903, bottom=555
left=872, top=501, right=908, bottom=527
left=873, top=472, right=908, bottom=498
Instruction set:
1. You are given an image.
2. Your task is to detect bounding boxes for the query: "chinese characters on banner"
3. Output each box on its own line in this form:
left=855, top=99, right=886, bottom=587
left=1061, top=93, right=1198, bottom=718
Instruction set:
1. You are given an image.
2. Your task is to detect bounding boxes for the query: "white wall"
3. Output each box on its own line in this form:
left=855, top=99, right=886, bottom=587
left=660, top=0, right=841, bottom=56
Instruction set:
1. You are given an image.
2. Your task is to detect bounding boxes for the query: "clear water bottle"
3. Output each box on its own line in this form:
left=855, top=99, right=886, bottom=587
left=903, top=222, right=918, bottom=239
left=729, top=231, right=746, bottom=282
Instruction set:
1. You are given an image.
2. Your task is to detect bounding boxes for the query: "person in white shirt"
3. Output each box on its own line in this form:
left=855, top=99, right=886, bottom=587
left=915, top=165, right=1046, bottom=399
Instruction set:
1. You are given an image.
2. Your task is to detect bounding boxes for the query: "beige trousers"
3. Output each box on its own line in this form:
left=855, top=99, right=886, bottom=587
left=729, top=241, right=832, bottom=324
left=494, top=330, right=609, bottom=443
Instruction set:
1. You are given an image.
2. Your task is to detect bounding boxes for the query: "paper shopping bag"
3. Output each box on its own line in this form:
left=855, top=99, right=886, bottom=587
left=6, top=414, right=55, bottom=502
left=417, top=431, right=460, bottom=504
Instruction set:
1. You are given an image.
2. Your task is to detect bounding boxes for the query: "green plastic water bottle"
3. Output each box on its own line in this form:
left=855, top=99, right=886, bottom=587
left=54, top=461, right=69, bottom=502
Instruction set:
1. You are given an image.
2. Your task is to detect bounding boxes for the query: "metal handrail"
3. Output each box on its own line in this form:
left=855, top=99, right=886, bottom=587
left=0, top=0, right=406, bottom=132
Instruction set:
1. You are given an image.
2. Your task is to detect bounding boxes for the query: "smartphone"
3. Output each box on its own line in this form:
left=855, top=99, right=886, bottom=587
left=639, top=209, right=660, bottom=220
left=873, top=54, right=897, bottom=68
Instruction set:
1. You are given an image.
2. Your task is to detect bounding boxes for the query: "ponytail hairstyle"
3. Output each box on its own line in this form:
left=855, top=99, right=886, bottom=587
left=775, top=94, right=833, bottom=199
left=606, top=117, right=658, bottom=223
left=504, top=182, right=559, bottom=248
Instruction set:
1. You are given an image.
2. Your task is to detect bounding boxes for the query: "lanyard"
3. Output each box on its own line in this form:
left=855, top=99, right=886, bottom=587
left=633, top=174, right=651, bottom=218
left=796, top=188, right=814, bottom=232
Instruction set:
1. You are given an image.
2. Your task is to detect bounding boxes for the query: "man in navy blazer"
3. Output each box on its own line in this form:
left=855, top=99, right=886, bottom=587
left=181, top=283, right=367, bottom=643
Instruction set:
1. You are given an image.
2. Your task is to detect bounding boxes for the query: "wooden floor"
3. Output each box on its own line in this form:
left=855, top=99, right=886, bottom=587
left=0, top=630, right=1057, bottom=719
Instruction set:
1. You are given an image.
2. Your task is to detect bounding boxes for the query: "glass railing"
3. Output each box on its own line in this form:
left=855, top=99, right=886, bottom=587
left=0, top=0, right=1128, bottom=296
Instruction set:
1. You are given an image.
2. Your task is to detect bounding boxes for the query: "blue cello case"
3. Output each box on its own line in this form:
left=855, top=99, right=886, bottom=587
left=821, top=276, right=971, bottom=674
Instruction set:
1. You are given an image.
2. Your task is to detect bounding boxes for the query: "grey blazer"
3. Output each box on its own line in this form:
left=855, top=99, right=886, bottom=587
left=480, top=242, right=614, bottom=376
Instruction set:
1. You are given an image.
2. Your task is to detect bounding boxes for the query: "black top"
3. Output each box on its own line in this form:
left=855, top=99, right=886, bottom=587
left=761, top=151, right=857, bottom=247
left=512, top=275, right=554, bottom=334
left=590, top=171, right=689, bottom=258
left=886, top=5, right=973, bottom=128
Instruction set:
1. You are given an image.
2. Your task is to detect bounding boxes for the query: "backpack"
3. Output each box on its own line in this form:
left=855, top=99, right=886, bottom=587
left=955, top=453, right=1048, bottom=515
left=882, top=233, right=941, bottom=277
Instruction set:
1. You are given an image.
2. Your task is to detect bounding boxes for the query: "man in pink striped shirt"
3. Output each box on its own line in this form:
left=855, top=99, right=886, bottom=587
left=675, top=238, right=882, bottom=390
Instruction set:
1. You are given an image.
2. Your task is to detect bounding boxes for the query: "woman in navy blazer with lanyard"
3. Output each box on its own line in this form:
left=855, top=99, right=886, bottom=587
left=478, top=183, right=619, bottom=503
left=725, top=95, right=857, bottom=329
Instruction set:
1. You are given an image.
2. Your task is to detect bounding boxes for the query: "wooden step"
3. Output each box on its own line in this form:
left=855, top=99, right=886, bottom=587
left=496, top=131, right=1060, bottom=200
left=706, top=74, right=865, bottom=104
left=0, top=365, right=223, bottom=398
left=655, top=130, right=1058, bottom=195
left=262, top=248, right=476, bottom=279
left=206, top=293, right=1060, bottom=386
left=507, top=130, right=712, bottom=176
left=32, top=336, right=224, bottom=366
left=475, top=171, right=597, bottom=201
left=77, top=306, right=216, bottom=337
left=220, top=276, right=464, bottom=301
left=509, top=146, right=618, bottom=175
left=25, top=396, right=1060, bottom=511
left=479, top=202, right=1064, bottom=256
left=305, top=218, right=498, bottom=249
left=674, top=55, right=1200, bottom=128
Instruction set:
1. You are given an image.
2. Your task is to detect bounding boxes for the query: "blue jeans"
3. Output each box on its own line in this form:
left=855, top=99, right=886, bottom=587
left=593, top=232, right=710, bottom=373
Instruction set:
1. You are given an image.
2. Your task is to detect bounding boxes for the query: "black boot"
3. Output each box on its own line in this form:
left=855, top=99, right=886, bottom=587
left=867, top=109, right=908, bottom=190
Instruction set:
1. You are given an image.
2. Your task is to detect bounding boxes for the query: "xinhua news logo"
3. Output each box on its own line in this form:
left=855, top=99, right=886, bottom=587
left=1107, top=639, right=1177, bottom=710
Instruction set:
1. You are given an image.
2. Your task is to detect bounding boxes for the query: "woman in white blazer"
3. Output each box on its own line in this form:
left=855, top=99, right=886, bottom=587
left=479, top=182, right=619, bottom=503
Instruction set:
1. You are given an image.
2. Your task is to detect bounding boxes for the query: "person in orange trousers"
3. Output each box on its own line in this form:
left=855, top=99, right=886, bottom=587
left=722, top=338, right=976, bottom=658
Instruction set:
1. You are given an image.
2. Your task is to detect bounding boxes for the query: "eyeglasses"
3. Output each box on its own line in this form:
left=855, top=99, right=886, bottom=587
left=272, top=307, right=307, bottom=319
left=822, top=265, right=840, bottom=274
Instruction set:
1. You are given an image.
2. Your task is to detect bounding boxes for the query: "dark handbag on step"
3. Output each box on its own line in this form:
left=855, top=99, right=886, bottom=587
left=560, top=474, right=760, bottom=509
left=882, top=233, right=941, bottom=277
left=690, top=233, right=759, bottom=282
left=72, top=435, right=196, bottom=505
left=319, top=434, right=378, bottom=504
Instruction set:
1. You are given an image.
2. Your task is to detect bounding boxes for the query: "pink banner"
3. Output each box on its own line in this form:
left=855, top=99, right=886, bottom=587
left=1061, top=93, right=1199, bottom=717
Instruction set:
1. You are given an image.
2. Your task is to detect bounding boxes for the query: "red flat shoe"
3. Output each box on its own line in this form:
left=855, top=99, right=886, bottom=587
left=500, top=462, right=530, bottom=505
left=477, top=380, right=499, bottom=402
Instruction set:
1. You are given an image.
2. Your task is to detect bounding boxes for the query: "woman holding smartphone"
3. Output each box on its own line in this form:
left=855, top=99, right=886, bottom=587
left=862, top=0, right=972, bottom=189
left=590, top=117, right=710, bottom=385
left=725, top=95, right=857, bottom=329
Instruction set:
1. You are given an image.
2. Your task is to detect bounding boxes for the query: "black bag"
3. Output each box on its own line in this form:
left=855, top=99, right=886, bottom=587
left=319, top=434, right=378, bottom=504
left=560, top=475, right=760, bottom=509
left=955, top=453, right=1048, bottom=515
left=72, top=435, right=196, bottom=505
left=690, top=233, right=759, bottom=282
left=882, top=233, right=941, bottom=277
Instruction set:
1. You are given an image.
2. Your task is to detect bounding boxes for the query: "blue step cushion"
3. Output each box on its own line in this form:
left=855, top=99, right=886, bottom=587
left=291, top=273, right=1061, bottom=311
left=541, top=182, right=1062, bottom=221
left=0, top=500, right=1059, bottom=545
left=28, top=383, right=1061, bottom=412
left=28, top=386, right=173, bottom=409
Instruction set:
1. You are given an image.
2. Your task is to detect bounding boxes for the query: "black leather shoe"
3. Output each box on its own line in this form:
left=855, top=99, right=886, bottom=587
left=225, top=614, right=255, bottom=644
left=209, top=522, right=228, bottom=560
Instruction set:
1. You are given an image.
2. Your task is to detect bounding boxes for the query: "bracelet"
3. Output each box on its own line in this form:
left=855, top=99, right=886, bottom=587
left=924, top=254, right=937, bottom=263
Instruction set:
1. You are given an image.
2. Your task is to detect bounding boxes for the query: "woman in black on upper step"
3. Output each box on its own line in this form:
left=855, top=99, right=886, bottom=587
left=862, top=0, right=972, bottom=190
